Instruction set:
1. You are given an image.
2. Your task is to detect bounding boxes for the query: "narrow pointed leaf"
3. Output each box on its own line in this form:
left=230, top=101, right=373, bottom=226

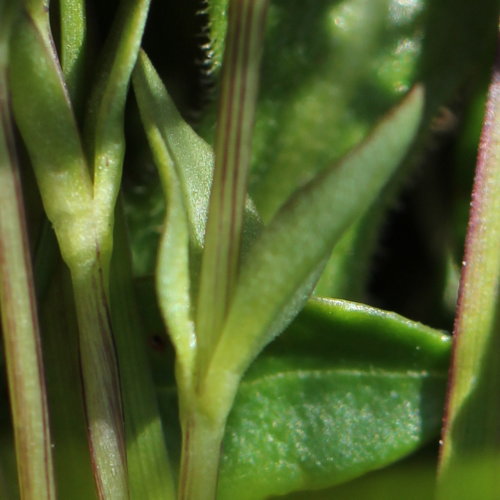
left=85, top=0, right=151, bottom=256
left=133, top=51, right=214, bottom=251
left=133, top=51, right=261, bottom=385
left=201, top=87, right=424, bottom=413
left=437, top=35, right=500, bottom=499
left=133, top=52, right=201, bottom=385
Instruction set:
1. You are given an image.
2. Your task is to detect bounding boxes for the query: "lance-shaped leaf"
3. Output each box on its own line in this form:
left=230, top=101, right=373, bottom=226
left=134, top=51, right=213, bottom=251
left=437, top=35, right=500, bottom=500
left=199, top=86, right=424, bottom=417
left=85, top=0, right=151, bottom=260
left=0, top=7, right=56, bottom=496
left=133, top=50, right=213, bottom=388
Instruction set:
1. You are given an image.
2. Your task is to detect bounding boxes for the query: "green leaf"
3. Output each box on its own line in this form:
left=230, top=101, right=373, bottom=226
left=200, top=86, right=424, bottom=414
left=9, top=8, right=95, bottom=270
left=217, top=298, right=451, bottom=500
left=133, top=50, right=206, bottom=387
left=250, top=0, right=426, bottom=222
left=157, top=298, right=450, bottom=499
left=85, top=0, right=151, bottom=259
left=437, top=39, right=500, bottom=500
left=133, top=51, right=213, bottom=252
left=59, top=0, right=87, bottom=114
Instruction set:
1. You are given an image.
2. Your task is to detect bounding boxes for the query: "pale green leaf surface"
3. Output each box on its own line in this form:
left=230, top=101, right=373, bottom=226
left=133, top=52, right=199, bottom=385
left=85, top=0, right=151, bottom=255
left=133, top=52, right=213, bottom=250
left=218, top=298, right=450, bottom=500
left=202, top=87, right=424, bottom=409
left=133, top=52, right=261, bottom=383
left=9, top=11, right=94, bottom=270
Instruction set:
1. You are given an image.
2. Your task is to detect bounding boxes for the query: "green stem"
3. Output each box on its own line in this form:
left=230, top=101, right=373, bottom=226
left=178, top=411, right=226, bottom=500
left=437, top=31, right=500, bottom=499
left=72, top=261, right=128, bottom=499
left=196, top=0, right=269, bottom=367
left=0, top=17, right=56, bottom=497
left=110, top=201, right=175, bottom=500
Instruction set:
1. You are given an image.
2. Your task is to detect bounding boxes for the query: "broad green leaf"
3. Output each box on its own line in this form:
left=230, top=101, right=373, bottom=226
left=201, top=0, right=425, bottom=221
left=437, top=41, right=500, bottom=500
left=250, top=0, right=425, bottom=221
left=157, top=298, right=450, bottom=499
left=218, top=298, right=450, bottom=500
left=200, top=87, right=424, bottom=415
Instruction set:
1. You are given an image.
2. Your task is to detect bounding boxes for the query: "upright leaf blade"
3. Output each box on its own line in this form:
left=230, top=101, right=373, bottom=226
left=201, top=87, right=424, bottom=414
left=85, top=0, right=151, bottom=261
left=133, top=52, right=202, bottom=387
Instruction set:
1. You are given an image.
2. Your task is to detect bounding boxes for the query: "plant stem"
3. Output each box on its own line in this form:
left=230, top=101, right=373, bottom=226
left=0, top=26, right=56, bottom=498
left=196, top=0, right=269, bottom=368
left=72, top=260, right=128, bottom=499
left=178, top=411, right=226, bottom=500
